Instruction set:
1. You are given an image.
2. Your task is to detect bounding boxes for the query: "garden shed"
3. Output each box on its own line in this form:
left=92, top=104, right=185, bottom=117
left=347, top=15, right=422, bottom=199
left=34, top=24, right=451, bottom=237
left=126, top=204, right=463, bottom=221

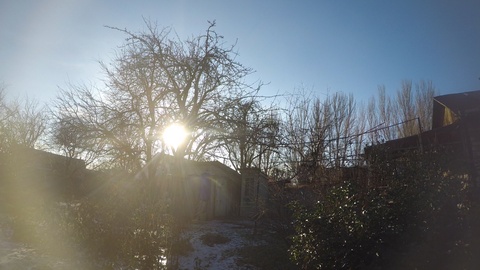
left=136, top=154, right=243, bottom=220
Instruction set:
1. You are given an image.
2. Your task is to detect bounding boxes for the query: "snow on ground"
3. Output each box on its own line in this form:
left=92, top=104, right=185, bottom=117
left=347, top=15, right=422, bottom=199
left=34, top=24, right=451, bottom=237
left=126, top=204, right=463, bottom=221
left=178, top=220, right=264, bottom=270
left=1, top=217, right=265, bottom=270
left=0, top=218, right=90, bottom=270
left=0, top=222, right=40, bottom=270
left=0, top=234, right=83, bottom=270
left=0, top=240, right=36, bottom=269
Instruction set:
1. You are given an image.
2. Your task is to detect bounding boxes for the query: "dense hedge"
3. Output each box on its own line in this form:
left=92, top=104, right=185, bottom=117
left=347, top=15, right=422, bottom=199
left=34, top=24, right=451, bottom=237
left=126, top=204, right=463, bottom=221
left=289, top=148, right=477, bottom=269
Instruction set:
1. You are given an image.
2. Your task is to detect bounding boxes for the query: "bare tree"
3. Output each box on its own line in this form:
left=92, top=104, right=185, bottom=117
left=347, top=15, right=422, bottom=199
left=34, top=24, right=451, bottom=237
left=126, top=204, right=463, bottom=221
left=218, top=98, right=280, bottom=172
left=393, top=79, right=436, bottom=138
left=352, top=103, right=368, bottom=165
left=282, top=90, right=358, bottom=182
left=282, top=91, right=322, bottom=181
left=395, top=80, right=417, bottom=137
left=256, top=110, right=282, bottom=175
left=326, top=92, right=356, bottom=167
left=414, top=80, right=436, bottom=131
left=53, top=20, right=258, bottom=171
left=0, top=90, right=47, bottom=151
left=49, top=115, right=99, bottom=168
left=365, top=80, right=436, bottom=144
left=366, top=85, right=396, bottom=143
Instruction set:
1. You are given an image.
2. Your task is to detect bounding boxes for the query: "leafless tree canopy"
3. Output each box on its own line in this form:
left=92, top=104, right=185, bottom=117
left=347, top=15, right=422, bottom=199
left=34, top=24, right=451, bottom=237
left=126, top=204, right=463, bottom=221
left=280, top=90, right=359, bottom=183
left=0, top=87, right=47, bottom=152
left=52, top=21, right=260, bottom=171
left=216, top=97, right=281, bottom=173
left=41, top=18, right=437, bottom=178
left=367, top=79, right=436, bottom=143
left=279, top=80, right=435, bottom=183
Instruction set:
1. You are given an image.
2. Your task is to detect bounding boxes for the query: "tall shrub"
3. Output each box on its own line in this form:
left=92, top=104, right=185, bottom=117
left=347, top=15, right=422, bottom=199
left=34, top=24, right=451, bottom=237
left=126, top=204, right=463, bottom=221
left=289, top=147, right=473, bottom=269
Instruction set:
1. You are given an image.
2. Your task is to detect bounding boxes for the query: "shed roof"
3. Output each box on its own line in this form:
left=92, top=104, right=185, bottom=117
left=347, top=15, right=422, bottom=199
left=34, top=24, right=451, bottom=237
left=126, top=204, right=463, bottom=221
left=136, top=153, right=240, bottom=182
left=434, top=90, right=480, bottom=116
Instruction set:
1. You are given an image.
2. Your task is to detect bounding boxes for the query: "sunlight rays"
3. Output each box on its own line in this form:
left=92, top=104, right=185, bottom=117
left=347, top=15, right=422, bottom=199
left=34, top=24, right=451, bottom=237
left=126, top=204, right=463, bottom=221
left=162, top=123, right=188, bottom=151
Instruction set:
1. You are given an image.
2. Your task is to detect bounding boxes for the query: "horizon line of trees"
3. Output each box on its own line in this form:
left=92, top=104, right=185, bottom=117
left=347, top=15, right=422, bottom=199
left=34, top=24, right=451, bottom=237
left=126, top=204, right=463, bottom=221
left=1, top=20, right=437, bottom=183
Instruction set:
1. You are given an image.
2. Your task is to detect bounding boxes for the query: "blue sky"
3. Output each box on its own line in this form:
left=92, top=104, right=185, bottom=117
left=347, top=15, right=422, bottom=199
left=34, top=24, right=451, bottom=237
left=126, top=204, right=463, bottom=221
left=1, top=0, right=479, bottom=104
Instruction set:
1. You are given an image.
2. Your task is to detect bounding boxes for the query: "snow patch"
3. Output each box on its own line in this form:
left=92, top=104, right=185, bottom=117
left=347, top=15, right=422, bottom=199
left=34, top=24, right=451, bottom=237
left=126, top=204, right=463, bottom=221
left=178, top=220, right=264, bottom=270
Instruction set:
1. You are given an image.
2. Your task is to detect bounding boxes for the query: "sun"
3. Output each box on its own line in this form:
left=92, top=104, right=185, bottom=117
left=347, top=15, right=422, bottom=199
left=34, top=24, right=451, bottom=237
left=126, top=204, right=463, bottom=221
left=162, top=123, right=188, bottom=150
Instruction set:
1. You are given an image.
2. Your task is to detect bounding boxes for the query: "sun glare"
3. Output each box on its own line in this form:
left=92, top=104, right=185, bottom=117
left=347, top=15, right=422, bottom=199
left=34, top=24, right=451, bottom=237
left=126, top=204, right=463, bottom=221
left=162, top=123, right=188, bottom=150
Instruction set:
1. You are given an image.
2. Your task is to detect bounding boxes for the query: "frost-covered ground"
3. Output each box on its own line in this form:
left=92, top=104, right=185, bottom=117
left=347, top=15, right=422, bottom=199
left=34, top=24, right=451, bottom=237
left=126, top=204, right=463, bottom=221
left=0, top=213, right=93, bottom=270
left=0, top=230, right=87, bottom=270
left=0, top=238, right=37, bottom=269
left=1, top=217, right=270, bottom=270
left=0, top=220, right=46, bottom=269
left=177, top=220, right=264, bottom=270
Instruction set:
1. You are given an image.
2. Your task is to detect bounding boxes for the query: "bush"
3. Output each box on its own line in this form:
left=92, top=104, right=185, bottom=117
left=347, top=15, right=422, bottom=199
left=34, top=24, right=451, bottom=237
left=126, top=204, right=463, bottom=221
left=49, top=177, right=180, bottom=269
left=289, top=147, right=475, bottom=269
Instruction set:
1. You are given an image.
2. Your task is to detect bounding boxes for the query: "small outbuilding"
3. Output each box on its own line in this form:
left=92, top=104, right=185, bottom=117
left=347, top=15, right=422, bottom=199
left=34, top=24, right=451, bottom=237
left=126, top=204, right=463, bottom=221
left=136, top=154, right=242, bottom=220
left=239, top=168, right=269, bottom=218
